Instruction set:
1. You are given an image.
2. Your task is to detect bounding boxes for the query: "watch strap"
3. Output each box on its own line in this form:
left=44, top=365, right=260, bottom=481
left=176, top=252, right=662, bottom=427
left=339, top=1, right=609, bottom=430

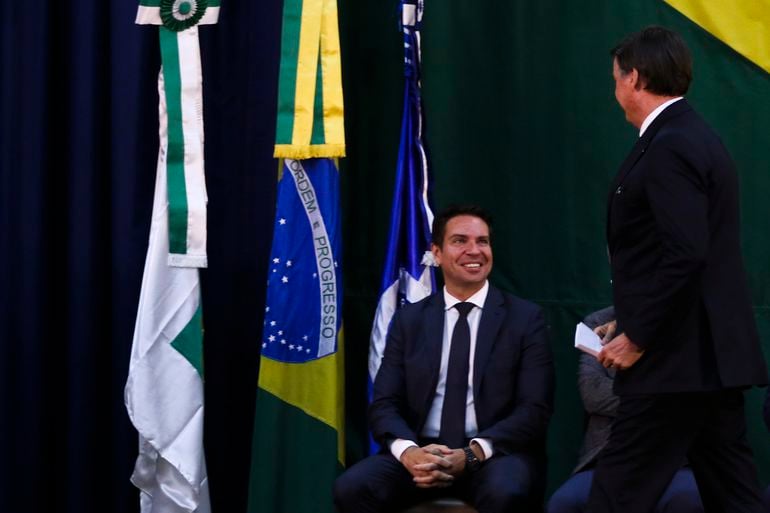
left=463, top=446, right=481, bottom=472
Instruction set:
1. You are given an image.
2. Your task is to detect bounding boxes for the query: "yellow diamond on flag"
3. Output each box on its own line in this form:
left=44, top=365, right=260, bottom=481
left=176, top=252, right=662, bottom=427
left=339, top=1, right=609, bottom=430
left=665, top=0, right=770, bottom=74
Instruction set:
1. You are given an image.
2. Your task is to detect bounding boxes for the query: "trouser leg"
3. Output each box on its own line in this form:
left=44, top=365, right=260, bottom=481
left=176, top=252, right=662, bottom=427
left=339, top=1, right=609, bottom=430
left=333, top=453, right=434, bottom=513
left=586, top=394, right=694, bottom=513
left=686, top=390, right=764, bottom=513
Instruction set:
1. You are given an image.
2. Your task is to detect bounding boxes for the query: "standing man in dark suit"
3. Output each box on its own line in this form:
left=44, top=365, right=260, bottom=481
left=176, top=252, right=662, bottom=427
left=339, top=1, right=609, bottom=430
left=587, top=26, right=768, bottom=513
left=334, top=205, right=554, bottom=513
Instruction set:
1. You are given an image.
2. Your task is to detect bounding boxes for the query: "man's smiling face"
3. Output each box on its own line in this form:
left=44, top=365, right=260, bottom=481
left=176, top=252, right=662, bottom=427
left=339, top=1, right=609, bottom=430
left=432, top=214, right=493, bottom=299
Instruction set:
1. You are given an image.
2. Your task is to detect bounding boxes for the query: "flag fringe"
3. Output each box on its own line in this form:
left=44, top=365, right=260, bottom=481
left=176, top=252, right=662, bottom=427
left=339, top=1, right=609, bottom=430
left=274, top=144, right=346, bottom=159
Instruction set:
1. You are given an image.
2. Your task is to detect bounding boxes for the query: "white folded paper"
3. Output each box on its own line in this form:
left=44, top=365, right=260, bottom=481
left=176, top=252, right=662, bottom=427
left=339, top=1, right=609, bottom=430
left=574, top=322, right=604, bottom=357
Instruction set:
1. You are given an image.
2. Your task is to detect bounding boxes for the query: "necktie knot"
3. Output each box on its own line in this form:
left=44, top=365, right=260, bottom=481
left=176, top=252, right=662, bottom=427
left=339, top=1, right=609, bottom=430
left=455, top=302, right=474, bottom=318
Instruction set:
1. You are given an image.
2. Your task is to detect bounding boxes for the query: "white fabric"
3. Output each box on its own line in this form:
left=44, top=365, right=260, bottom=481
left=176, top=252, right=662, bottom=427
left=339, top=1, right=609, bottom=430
left=135, top=6, right=221, bottom=25
left=171, top=28, right=208, bottom=268
left=124, top=69, right=210, bottom=513
left=639, top=97, right=683, bottom=136
left=369, top=265, right=433, bottom=381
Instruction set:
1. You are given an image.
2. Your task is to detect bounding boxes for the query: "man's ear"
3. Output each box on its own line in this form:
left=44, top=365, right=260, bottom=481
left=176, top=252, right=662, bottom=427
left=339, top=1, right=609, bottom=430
left=630, top=68, right=644, bottom=91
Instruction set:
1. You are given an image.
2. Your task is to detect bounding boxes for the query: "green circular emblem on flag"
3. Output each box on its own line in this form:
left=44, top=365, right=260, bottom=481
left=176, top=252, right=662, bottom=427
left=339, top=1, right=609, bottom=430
left=160, top=0, right=208, bottom=31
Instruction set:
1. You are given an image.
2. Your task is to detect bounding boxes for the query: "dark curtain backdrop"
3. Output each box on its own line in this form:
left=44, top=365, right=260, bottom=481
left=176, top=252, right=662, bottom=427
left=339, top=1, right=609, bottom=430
left=2, top=1, right=769, bottom=513
left=1, top=1, right=280, bottom=513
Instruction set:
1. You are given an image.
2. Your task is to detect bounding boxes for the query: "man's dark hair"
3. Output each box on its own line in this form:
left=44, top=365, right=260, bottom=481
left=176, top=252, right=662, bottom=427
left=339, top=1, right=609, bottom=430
left=431, top=204, right=493, bottom=246
left=611, top=26, right=692, bottom=96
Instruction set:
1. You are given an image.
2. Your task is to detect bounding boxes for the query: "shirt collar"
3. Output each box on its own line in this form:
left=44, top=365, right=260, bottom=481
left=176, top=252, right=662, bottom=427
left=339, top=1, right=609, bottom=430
left=443, top=281, right=489, bottom=311
left=639, top=97, right=683, bottom=137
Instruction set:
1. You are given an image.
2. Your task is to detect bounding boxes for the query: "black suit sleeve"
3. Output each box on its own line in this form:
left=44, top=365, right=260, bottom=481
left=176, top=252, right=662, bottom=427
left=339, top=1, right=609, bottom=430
left=476, top=308, right=554, bottom=454
left=368, top=310, right=419, bottom=445
left=622, top=132, right=709, bottom=349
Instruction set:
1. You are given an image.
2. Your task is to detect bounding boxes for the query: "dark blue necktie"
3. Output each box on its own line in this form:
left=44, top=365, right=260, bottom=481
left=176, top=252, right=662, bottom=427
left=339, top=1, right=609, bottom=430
left=439, top=302, right=474, bottom=448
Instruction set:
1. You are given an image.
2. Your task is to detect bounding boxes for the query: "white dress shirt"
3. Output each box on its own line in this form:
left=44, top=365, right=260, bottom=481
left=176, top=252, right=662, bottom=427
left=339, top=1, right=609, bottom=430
left=639, top=96, right=683, bottom=136
left=390, top=281, right=494, bottom=461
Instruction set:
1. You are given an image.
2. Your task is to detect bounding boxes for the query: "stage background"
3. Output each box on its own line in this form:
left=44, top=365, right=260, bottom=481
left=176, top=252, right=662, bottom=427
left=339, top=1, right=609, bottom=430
left=1, top=1, right=768, bottom=512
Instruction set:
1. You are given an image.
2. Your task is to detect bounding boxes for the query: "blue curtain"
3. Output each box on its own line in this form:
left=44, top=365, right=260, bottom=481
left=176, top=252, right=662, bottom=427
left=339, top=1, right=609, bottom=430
left=0, top=2, right=281, bottom=512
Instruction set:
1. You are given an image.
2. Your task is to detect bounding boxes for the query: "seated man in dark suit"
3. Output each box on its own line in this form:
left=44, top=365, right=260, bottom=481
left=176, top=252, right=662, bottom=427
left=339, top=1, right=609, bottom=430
left=334, top=205, right=555, bottom=513
left=547, top=307, right=703, bottom=513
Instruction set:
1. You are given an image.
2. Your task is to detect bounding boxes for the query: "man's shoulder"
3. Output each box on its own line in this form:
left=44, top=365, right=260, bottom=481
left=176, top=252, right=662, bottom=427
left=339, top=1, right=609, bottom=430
left=489, top=285, right=543, bottom=318
left=654, top=102, right=719, bottom=145
left=582, top=306, right=615, bottom=329
left=488, top=285, right=540, bottom=311
left=394, top=292, right=441, bottom=317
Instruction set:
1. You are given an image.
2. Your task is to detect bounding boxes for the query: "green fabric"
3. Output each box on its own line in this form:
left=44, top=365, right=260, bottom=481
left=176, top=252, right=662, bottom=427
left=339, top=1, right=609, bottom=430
left=311, top=53, right=326, bottom=145
left=274, top=0, right=303, bottom=145
left=247, top=389, right=342, bottom=513
left=159, top=28, right=188, bottom=256
left=170, top=305, right=204, bottom=376
left=338, top=0, right=770, bottom=492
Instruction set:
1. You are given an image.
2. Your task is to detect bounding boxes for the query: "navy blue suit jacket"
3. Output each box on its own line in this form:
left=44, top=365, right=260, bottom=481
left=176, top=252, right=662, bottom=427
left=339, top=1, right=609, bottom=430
left=368, top=284, right=554, bottom=457
left=607, top=99, right=767, bottom=394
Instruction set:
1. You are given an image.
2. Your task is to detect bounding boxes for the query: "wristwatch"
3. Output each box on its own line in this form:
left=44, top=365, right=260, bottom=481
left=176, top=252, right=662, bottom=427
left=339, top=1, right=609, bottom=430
left=463, top=446, right=481, bottom=472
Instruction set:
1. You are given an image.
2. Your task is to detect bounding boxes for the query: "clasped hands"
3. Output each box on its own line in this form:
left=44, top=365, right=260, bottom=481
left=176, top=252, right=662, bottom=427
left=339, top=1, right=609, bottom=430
left=399, top=444, right=471, bottom=488
left=594, top=320, right=644, bottom=370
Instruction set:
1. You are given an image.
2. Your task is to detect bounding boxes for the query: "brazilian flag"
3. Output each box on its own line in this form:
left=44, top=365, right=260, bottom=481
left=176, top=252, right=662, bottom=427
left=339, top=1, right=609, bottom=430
left=247, top=158, right=344, bottom=513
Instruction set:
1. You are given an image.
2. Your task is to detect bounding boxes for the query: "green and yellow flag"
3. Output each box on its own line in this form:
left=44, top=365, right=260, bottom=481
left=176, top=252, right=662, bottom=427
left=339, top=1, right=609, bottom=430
left=247, top=158, right=345, bottom=513
left=664, top=0, right=770, bottom=74
left=247, top=0, right=346, bottom=510
left=273, top=0, right=345, bottom=159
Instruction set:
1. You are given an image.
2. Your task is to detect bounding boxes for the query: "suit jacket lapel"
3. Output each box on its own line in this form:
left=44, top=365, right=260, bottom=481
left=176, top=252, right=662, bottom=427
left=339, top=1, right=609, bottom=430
left=473, top=286, right=505, bottom=394
left=606, top=135, right=647, bottom=243
left=606, top=99, right=693, bottom=241
left=612, top=99, right=692, bottom=190
left=420, top=293, right=446, bottom=422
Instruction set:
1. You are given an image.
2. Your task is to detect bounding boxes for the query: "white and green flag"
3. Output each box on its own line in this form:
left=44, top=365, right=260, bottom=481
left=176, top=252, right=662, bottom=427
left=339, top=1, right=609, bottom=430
left=125, top=2, right=218, bottom=512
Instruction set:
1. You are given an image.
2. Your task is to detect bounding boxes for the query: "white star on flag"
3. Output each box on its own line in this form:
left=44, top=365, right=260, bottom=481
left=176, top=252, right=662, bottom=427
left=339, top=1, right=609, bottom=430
left=268, top=335, right=275, bottom=342
left=273, top=258, right=280, bottom=264
left=279, top=218, right=286, bottom=225
left=281, top=276, right=288, bottom=283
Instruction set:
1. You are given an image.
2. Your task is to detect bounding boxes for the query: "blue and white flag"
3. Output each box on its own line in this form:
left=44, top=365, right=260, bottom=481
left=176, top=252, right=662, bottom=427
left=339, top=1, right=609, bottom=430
left=368, top=0, right=435, bottom=450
